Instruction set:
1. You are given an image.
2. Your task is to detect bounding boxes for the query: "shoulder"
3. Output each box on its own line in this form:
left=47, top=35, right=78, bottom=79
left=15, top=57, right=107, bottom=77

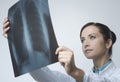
left=107, top=62, right=120, bottom=77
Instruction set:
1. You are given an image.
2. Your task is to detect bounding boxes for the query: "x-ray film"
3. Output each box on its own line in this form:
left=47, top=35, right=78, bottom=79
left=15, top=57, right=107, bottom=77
left=7, top=0, right=58, bottom=77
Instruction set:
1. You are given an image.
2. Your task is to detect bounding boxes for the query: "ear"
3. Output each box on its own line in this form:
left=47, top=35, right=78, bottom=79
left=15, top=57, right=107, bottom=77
left=106, top=39, right=112, bottom=49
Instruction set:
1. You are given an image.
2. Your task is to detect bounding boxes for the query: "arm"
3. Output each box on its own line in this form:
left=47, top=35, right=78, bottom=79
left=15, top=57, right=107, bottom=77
left=55, top=46, right=85, bottom=82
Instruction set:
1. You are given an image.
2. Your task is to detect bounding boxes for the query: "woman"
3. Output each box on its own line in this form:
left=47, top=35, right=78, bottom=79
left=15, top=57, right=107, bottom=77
left=55, top=22, right=120, bottom=82
left=3, top=18, right=120, bottom=82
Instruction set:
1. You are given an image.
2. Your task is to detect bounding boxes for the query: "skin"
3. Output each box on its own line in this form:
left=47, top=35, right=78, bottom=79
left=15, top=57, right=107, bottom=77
left=3, top=18, right=112, bottom=82
left=80, top=25, right=112, bottom=69
left=56, top=25, right=112, bottom=81
left=2, top=18, right=10, bottom=38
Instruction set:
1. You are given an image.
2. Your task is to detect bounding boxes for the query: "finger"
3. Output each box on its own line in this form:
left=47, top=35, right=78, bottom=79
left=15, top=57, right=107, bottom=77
left=58, top=52, right=72, bottom=62
left=3, top=21, right=10, bottom=29
left=3, top=27, right=10, bottom=38
left=58, top=51, right=70, bottom=57
left=58, top=51, right=68, bottom=59
left=55, top=46, right=69, bottom=55
left=3, top=33, right=8, bottom=38
left=3, top=26, right=10, bottom=33
left=3, top=18, right=9, bottom=24
left=58, top=58, right=67, bottom=66
left=58, top=53, right=66, bottom=60
left=60, top=62, right=65, bottom=67
left=59, top=58, right=71, bottom=68
left=55, top=46, right=64, bottom=54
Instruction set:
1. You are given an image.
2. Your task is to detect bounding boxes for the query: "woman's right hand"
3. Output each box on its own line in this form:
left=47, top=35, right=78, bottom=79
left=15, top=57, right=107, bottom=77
left=2, top=18, right=10, bottom=38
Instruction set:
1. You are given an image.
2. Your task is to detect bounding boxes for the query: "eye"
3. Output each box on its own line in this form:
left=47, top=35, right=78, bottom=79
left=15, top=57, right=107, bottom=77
left=81, top=39, right=83, bottom=43
left=81, top=39, right=85, bottom=43
left=90, top=36, right=96, bottom=40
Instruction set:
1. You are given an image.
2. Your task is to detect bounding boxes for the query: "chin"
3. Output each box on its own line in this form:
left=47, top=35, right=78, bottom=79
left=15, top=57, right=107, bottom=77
left=86, top=57, right=93, bottom=59
left=85, top=54, right=94, bottom=59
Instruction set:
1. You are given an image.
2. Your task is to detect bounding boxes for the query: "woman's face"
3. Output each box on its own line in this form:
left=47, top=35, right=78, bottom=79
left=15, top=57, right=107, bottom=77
left=81, top=25, right=108, bottom=59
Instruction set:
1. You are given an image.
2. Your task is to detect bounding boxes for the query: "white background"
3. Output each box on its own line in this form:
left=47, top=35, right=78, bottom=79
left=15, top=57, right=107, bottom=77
left=0, top=0, right=120, bottom=82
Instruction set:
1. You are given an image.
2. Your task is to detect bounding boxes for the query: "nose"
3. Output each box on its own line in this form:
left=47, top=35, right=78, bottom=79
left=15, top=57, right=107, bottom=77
left=83, top=39, right=90, bottom=48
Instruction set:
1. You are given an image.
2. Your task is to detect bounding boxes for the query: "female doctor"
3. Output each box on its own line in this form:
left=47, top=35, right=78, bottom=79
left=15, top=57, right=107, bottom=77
left=3, top=18, right=120, bottom=82
left=55, top=22, right=120, bottom=82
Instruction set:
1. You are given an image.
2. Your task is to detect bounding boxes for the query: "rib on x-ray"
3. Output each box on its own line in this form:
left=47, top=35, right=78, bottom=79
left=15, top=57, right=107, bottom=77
left=7, top=0, right=58, bottom=77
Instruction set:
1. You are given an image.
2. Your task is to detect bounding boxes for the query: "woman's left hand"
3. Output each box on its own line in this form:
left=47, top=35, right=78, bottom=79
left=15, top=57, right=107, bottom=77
left=55, top=46, right=77, bottom=75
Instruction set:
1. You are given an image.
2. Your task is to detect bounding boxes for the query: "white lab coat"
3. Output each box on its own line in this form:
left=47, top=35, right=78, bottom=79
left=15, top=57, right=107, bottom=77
left=30, top=62, right=76, bottom=82
left=84, top=62, right=120, bottom=82
left=30, top=61, right=120, bottom=82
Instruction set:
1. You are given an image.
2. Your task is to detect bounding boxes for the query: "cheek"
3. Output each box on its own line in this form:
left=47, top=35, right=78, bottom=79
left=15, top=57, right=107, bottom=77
left=82, top=45, right=85, bottom=52
left=92, top=40, right=106, bottom=53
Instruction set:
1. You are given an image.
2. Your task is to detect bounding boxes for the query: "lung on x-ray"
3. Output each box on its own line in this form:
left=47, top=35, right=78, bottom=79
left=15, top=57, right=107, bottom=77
left=7, top=0, right=58, bottom=77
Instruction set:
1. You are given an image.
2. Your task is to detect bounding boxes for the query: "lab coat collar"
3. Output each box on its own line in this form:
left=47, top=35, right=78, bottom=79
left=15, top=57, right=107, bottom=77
left=92, top=59, right=112, bottom=74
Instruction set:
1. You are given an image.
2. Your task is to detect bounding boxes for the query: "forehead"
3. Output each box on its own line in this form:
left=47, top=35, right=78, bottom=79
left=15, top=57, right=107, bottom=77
left=81, top=25, right=100, bottom=37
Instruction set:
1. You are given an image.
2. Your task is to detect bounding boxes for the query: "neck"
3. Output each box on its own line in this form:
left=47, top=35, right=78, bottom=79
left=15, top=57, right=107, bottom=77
left=93, top=54, right=110, bottom=69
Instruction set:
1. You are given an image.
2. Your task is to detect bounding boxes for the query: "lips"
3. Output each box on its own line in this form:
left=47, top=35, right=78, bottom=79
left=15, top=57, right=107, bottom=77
left=84, top=49, right=93, bottom=54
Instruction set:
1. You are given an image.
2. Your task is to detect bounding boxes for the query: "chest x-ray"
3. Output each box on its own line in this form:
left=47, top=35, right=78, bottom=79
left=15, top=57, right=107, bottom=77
left=7, top=0, right=58, bottom=77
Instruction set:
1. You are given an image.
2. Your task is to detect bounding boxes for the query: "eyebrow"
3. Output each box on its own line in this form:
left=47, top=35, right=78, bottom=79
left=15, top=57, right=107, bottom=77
left=80, top=33, right=96, bottom=39
left=88, top=33, right=96, bottom=37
